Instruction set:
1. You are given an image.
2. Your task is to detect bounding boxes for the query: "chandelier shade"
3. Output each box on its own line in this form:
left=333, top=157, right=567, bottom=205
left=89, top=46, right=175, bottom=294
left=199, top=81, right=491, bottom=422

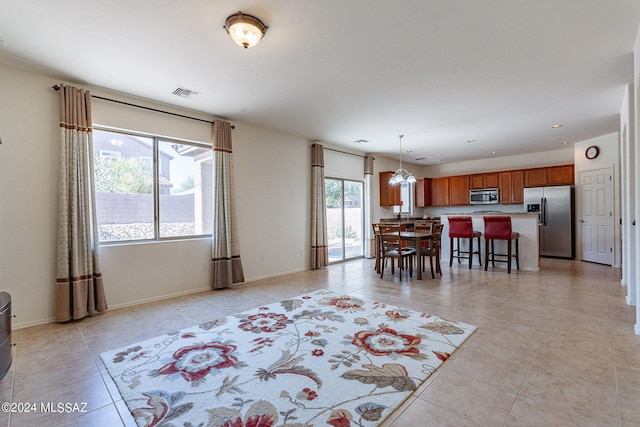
left=389, top=135, right=416, bottom=184
left=224, top=12, right=268, bottom=49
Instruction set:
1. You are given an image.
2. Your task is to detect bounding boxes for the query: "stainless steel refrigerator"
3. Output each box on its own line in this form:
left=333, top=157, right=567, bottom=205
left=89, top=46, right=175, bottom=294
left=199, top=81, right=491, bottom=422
left=524, top=185, right=574, bottom=258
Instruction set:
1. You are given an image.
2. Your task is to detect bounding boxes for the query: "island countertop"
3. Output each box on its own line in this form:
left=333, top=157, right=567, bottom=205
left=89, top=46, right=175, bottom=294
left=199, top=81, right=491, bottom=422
left=440, top=213, right=540, bottom=272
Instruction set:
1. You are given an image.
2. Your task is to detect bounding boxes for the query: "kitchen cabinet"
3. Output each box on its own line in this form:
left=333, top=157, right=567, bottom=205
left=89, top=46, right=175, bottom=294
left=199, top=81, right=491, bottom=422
left=498, top=171, right=524, bottom=204
left=470, top=174, right=484, bottom=189
left=511, top=170, right=524, bottom=203
left=484, top=172, right=499, bottom=188
left=470, top=172, right=498, bottom=189
left=524, top=165, right=574, bottom=187
left=379, top=171, right=400, bottom=206
left=547, top=164, right=574, bottom=185
left=414, top=178, right=431, bottom=207
left=430, top=177, right=450, bottom=206
left=449, top=175, right=470, bottom=205
left=524, top=167, right=547, bottom=187
left=498, top=172, right=513, bottom=204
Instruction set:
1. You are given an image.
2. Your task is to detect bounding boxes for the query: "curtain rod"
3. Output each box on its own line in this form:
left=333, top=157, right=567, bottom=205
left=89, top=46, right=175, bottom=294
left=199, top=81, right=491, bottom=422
left=323, top=147, right=366, bottom=158
left=51, top=85, right=234, bottom=128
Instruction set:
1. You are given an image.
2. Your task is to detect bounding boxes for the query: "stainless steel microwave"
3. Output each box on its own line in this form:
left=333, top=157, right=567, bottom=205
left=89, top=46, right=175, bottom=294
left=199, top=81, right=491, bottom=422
left=469, top=188, right=499, bottom=205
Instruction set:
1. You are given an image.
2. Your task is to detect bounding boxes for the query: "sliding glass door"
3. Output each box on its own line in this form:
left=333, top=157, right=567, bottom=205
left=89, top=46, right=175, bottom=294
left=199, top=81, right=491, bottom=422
left=326, top=178, right=363, bottom=262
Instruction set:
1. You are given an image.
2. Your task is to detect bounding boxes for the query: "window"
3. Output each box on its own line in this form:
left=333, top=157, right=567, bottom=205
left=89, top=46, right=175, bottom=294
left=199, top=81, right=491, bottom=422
left=93, top=128, right=212, bottom=243
left=393, top=182, right=413, bottom=216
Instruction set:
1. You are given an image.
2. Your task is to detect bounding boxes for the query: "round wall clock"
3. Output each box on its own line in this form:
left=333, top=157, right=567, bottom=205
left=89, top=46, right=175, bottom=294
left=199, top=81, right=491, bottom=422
left=585, top=145, right=599, bottom=160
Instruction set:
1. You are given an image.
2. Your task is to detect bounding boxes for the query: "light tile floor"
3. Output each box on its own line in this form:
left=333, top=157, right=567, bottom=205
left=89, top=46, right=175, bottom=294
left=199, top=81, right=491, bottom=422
left=1, top=257, right=639, bottom=426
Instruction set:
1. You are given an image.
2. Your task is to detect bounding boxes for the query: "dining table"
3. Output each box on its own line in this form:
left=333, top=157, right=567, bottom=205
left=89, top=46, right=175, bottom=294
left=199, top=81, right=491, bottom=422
left=377, top=230, right=434, bottom=280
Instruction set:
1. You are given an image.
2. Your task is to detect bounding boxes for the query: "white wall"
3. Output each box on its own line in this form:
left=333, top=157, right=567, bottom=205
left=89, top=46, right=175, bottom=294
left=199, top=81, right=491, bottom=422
left=422, top=149, right=574, bottom=177
left=620, top=84, right=636, bottom=306
left=0, top=66, right=59, bottom=327
left=634, top=26, right=640, bottom=335
left=0, top=65, right=314, bottom=327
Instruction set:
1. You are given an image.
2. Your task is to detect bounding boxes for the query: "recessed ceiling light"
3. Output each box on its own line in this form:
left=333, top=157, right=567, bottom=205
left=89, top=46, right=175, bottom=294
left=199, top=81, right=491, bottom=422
left=560, top=141, right=569, bottom=145
left=353, top=139, right=368, bottom=144
left=490, top=151, right=497, bottom=155
left=467, top=139, right=476, bottom=143
left=551, top=124, right=563, bottom=128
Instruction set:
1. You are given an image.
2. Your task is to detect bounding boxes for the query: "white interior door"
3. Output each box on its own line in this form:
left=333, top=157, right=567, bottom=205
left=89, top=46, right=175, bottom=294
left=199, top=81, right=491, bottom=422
left=579, top=167, right=614, bottom=265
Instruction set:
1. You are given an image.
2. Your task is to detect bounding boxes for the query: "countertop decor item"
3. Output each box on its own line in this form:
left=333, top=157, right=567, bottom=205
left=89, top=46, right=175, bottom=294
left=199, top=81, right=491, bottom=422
left=101, top=290, right=476, bottom=426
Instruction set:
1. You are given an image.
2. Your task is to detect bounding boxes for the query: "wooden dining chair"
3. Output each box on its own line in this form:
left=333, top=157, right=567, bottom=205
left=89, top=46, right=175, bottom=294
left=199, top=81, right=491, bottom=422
left=372, top=223, right=382, bottom=273
left=376, top=224, right=416, bottom=278
left=417, top=223, right=443, bottom=278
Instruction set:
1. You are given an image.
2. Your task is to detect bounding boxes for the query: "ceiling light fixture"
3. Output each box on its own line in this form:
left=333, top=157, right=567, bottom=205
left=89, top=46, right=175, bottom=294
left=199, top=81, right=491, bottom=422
left=389, top=135, right=416, bottom=185
left=551, top=124, right=563, bottom=128
left=224, top=11, right=268, bottom=49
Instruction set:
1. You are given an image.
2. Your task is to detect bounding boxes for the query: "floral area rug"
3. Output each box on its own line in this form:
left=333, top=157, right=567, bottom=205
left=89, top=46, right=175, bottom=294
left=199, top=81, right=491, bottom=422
left=100, top=290, right=476, bottom=426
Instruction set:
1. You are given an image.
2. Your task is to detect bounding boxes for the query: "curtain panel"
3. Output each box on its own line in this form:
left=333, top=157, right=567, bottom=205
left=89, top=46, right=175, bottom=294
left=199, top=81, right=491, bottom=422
left=364, top=154, right=375, bottom=258
left=311, top=143, right=329, bottom=268
left=55, top=84, right=107, bottom=321
left=211, top=120, right=244, bottom=288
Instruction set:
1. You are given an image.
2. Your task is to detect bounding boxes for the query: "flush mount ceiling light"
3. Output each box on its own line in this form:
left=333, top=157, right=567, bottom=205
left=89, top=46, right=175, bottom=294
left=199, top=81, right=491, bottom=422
left=224, top=11, right=268, bottom=49
left=389, top=135, right=416, bottom=185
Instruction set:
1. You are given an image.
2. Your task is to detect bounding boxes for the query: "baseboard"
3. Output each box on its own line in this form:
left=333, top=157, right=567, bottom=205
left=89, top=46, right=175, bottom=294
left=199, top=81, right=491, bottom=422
left=13, top=317, right=56, bottom=330
left=108, top=286, right=212, bottom=311
left=240, top=267, right=309, bottom=284
left=13, top=269, right=311, bottom=330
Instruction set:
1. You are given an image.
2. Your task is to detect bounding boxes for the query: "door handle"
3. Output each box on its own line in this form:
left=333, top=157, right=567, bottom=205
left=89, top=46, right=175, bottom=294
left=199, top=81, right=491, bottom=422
left=579, top=219, right=585, bottom=223
left=633, top=220, right=636, bottom=226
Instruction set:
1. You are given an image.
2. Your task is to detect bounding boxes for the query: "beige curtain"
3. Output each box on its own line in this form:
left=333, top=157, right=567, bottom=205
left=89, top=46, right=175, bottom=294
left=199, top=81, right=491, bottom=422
left=55, top=84, right=107, bottom=322
left=311, top=143, right=328, bottom=268
left=364, top=154, right=375, bottom=258
left=211, top=120, right=244, bottom=288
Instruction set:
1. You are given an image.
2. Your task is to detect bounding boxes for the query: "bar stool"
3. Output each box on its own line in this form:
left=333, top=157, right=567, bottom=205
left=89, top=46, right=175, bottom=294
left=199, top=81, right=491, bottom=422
left=448, top=216, right=482, bottom=269
left=483, top=216, right=519, bottom=274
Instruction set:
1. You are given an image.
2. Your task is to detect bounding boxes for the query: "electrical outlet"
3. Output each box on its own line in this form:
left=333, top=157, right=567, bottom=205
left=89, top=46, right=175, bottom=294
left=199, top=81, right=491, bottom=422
left=201, top=261, right=206, bottom=270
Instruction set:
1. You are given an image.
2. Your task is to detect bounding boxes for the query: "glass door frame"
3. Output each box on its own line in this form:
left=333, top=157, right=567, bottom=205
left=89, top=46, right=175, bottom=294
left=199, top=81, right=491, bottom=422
left=325, top=177, right=364, bottom=263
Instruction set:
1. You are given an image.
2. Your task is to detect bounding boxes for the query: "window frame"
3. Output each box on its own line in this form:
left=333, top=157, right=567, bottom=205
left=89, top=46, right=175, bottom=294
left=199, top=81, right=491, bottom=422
left=93, top=126, right=213, bottom=245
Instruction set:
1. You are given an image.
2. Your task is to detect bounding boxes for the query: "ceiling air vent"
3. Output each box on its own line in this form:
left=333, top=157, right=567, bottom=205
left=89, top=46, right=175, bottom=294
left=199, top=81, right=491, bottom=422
left=172, top=87, right=201, bottom=99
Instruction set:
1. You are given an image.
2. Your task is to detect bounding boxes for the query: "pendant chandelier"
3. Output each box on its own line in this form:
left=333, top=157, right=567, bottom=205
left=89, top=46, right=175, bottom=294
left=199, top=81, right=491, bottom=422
left=389, top=134, right=416, bottom=184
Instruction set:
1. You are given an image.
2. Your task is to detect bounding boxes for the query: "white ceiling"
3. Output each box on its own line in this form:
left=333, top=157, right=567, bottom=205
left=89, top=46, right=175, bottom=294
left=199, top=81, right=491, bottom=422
left=1, top=1, right=640, bottom=164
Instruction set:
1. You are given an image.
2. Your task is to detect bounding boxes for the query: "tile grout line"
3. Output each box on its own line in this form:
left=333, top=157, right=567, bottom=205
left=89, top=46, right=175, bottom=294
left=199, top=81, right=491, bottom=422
left=73, top=320, right=128, bottom=427
left=500, top=260, right=577, bottom=427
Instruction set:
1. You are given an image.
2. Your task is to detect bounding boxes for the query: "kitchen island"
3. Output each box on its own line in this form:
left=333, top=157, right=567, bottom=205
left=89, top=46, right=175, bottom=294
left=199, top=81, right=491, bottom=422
left=440, top=213, right=540, bottom=272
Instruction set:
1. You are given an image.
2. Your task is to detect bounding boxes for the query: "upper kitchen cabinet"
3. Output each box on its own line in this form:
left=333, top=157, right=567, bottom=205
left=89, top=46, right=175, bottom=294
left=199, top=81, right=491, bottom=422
left=430, top=177, right=450, bottom=206
left=511, top=170, right=524, bottom=203
left=470, top=172, right=499, bottom=189
left=524, top=164, right=574, bottom=187
left=499, top=170, right=525, bottom=204
left=415, top=177, right=431, bottom=207
left=546, top=164, right=574, bottom=186
left=524, top=167, right=547, bottom=187
left=449, top=175, right=470, bottom=205
left=379, top=171, right=401, bottom=206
